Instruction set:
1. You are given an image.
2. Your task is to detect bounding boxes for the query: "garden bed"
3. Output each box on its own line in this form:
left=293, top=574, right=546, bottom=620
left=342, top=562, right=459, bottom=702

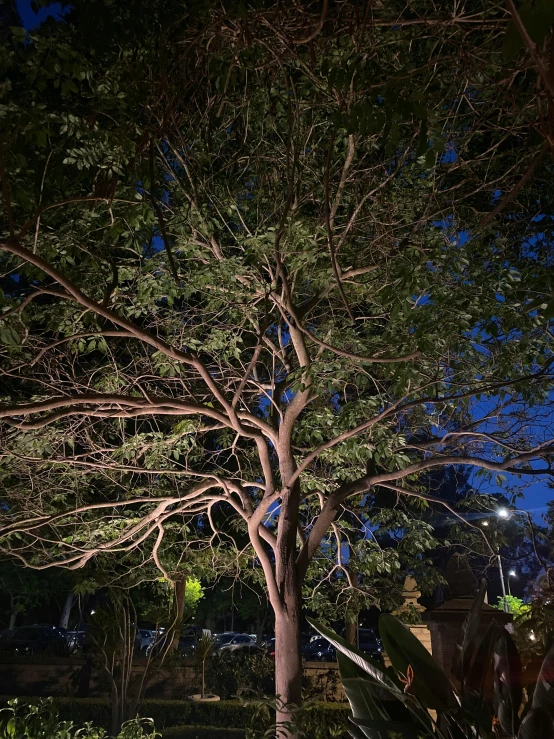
left=0, top=696, right=350, bottom=734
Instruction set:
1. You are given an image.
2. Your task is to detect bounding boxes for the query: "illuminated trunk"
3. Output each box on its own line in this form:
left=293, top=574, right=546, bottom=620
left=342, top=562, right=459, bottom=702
left=345, top=617, right=357, bottom=646
left=59, top=593, right=74, bottom=630
left=273, top=586, right=302, bottom=739
left=169, top=576, right=186, bottom=652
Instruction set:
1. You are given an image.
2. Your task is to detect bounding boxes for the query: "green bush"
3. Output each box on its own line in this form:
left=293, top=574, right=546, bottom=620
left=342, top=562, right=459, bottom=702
left=162, top=727, right=245, bottom=738
left=0, top=699, right=159, bottom=739
left=0, top=697, right=350, bottom=735
left=206, top=652, right=274, bottom=700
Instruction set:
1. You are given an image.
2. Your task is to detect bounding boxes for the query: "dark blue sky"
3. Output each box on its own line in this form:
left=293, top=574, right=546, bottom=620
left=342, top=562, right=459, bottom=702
left=16, top=0, right=68, bottom=29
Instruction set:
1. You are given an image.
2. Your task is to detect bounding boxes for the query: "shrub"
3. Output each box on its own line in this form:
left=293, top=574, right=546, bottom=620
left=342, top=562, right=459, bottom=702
left=206, top=652, right=274, bottom=699
left=162, top=727, right=245, bottom=738
left=0, top=698, right=159, bottom=739
left=0, top=697, right=351, bottom=735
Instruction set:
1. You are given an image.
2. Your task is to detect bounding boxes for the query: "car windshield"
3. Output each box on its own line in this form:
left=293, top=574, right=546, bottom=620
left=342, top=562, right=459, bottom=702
left=13, top=627, right=44, bottom=640
left=359, top=630, right=378, bottom=645
left=214, top=634, right=235, bottom=645
left=308, top=639, right=327, bottom=649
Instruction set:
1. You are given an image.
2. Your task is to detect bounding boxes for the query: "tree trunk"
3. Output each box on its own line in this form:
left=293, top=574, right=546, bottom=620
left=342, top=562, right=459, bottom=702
left=9, top=594, right=18, bottom=630
left=345, top=616, right=358, bottom=646
left=273, top=589, right=302, bottom=738
left=255, top=608, right=266, bottom=646
left=169, top=576, right=186, bottom=652
left=59, top=592, right=74, bottom=630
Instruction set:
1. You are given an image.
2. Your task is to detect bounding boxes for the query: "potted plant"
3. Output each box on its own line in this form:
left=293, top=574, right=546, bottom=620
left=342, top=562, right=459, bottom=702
left=189, top=633, right=219, bottom=702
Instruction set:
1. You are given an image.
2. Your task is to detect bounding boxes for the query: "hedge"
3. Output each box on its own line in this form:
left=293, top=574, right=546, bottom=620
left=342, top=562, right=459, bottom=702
left=162, top=727, right=245, bottom=738
left=0, top=697, right=350, bottom=734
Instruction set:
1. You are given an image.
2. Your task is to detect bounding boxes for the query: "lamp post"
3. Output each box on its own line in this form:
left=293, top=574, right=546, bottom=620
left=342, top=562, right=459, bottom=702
left=497, top=552, right=508, bottom=612
left=507, top=570, right=517, bottom=597
left=495, top=507, right=528, bottom=611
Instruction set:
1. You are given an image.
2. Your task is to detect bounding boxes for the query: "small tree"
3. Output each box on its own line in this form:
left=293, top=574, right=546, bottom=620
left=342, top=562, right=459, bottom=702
left=194, top=633, right=214, bottom=700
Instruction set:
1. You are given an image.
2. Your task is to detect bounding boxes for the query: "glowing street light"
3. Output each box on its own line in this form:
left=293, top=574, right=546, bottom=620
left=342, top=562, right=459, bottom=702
left=497, top=508, right=510, bottom=519
left=508, top=570, right=517, bottom=578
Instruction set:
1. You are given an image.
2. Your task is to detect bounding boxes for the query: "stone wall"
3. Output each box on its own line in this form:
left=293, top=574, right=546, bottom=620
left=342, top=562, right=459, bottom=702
left=0, top=657, right=345, bottom=702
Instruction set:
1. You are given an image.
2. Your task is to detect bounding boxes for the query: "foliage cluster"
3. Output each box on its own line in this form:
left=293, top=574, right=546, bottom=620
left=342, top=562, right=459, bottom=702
left=2, top=0, right=554, bottom=727
left=206, top=652, right=275, bottom=700
left=311, top=580, right=554, bottom=739
left=0, top=698, right=351, bottom=736
left=0, top=698, right=158, bottom=739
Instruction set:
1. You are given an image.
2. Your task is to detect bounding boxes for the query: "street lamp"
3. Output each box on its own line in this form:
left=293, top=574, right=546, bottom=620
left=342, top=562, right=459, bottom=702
left=494, top=507, right=529, bottom=611
left=507, top=570, right=517, bottom=597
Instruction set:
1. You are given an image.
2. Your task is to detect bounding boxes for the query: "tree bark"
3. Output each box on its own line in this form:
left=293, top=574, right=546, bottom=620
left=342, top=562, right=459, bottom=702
left=59, top=592, right=74, bottom=630
left=274, top=590, right=302, bottom=739
left=169, top=576, right=186, bottom=652
left=8, top=608, right=17, bottom=631
left=345, top=616, right=357, bottom=646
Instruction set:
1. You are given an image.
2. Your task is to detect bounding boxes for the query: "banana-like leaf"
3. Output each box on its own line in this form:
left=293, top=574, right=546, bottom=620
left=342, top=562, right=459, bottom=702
left=517, top=707, right=554, bottom=739
left=493, top=630, right=522, bottom=737
left=307, top=618, right=404, bottom=698
left=347, top=722, right=371, bottom=739
left=379, top=613, right=458, bottom=713
left=452, top=579, right=487, bottom=684
left=337, top=651, right=391, bottom=723
left=336, top=645, right=435, bottom=739
left=464, top=620, right=499, bottom=700
left=531, top=642, right=554, bottom=716
left=350, top=717, right=429, bottom=739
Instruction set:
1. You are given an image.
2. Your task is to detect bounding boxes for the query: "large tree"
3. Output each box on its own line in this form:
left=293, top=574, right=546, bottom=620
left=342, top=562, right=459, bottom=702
left=2, top=1, right=554, bottom=734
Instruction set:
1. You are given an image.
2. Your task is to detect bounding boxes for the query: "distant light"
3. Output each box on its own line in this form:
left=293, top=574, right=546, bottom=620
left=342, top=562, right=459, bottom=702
left=529, top=633, right=536, bottom=641
left=497, top=508, right=510, bottom=519
left=509, top=570, right=517, bottom=578
left=90, top=609, right=96, bottom=615
left=481, top=520, right=489, bottom=526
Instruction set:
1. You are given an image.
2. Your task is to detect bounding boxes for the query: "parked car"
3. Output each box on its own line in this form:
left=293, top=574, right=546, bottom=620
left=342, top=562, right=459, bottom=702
left=143, top=629, right=169, bottom=656
left=357, top=628, right=383, bottom=659
left=177, top=634, right=196, bottom=657
left=224, top=642, right=265, bottom=656
left=214, top=633, right=255, bottom=653
left=302, top=637, right=336, bottom=662
left=65, top=626, right=92, bottom=654
left=0, top=625, right=67, bottom=656
left=135, top=628, right=156, bottom=653
left=264, top=637, right=276, bottom=656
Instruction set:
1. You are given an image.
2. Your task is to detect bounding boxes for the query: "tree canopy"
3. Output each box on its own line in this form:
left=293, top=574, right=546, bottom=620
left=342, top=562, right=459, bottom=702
left=1, top=0, right=554, bottom=730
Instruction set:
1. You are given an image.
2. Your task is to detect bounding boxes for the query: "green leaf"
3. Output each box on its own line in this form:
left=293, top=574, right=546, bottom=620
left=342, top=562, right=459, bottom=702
left=379, top=614, right=458, bottom=713
left=493, top=631, right=522, bottom=736
left=503, top=0, right=554, bottom=60
left=518, top=707, right=554, bottom=739
left=307, top=618, right=403, bottom=698
left=424, top=149, right=435, bottom=168
left=337, top=651, right=391, bottom=723
left=464, top=620, right=498, bottom=699
left=529, top=643, right=554, bottom=718
left=10, top=26, right=26, bottom=41
left=452, top=578, right=487, bottom=684
left=350, top=717, right=427, bottom=739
